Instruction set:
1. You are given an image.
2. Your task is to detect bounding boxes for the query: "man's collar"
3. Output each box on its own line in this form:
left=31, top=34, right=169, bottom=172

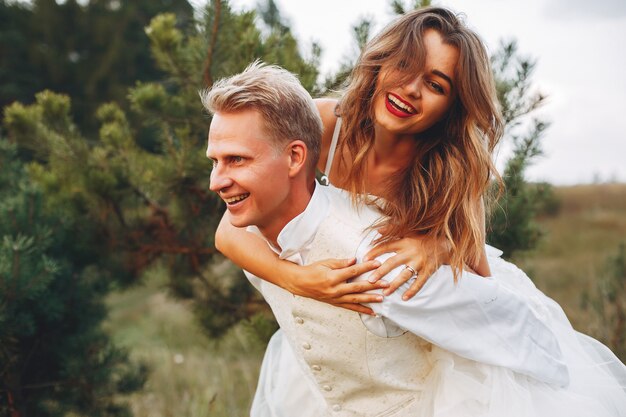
left=247, top=180, right=330, bottom=259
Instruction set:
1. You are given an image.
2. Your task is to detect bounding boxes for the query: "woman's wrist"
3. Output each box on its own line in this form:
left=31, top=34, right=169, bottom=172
left=274, top=259, right=309, bottom=296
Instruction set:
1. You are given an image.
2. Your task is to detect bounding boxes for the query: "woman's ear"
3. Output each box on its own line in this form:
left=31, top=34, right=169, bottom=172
left=287, top=140, right=308, bottom=178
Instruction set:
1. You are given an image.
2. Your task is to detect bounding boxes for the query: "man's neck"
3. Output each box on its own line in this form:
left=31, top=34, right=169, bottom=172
left=260, top=178, right=316, bottom=249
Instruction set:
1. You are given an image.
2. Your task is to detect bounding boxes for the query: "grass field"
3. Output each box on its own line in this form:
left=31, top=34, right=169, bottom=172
left=105, top=183, right=626, bottom=416
left=511, top=183, right=626, bottom=333
left=104, top=267, right=265, bottom=417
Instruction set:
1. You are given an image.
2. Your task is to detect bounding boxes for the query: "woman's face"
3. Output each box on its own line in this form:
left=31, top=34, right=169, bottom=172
left=373, top=29, right=459, bottom=137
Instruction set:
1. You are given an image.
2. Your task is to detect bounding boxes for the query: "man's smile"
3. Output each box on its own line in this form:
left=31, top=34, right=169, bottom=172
left=223, top=193, right=250, bottom=205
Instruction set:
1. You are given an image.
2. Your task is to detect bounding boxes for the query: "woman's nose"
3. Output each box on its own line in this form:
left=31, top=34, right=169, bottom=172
left=403, top=75, right=423, bottom=99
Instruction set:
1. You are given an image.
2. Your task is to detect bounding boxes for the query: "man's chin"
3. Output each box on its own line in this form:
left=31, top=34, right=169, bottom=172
left=227, top=213, right=252, bottom=229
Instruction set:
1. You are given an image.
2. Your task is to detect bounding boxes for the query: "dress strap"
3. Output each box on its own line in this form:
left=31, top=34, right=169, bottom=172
left=320, top=116, right=342, bottom=185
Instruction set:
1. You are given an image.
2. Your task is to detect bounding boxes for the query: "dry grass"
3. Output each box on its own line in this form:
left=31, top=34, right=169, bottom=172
left=512, top=183, right=626, bottom=333
left=104, top=268, right=265, bottom=417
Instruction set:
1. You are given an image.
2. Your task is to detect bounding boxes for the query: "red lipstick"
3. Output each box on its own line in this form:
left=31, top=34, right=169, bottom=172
left=385, top=93, right=416, bottom=118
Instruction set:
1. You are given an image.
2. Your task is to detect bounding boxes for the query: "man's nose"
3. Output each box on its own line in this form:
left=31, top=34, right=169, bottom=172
left=209, top=164, right=233, bottom=193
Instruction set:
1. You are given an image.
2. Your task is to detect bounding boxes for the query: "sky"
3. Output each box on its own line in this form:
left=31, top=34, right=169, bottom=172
left=194, top=0, right=626, bottom=185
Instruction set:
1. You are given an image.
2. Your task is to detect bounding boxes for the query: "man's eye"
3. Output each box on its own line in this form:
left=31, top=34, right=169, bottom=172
left=231, top=156, right=244, bottom=164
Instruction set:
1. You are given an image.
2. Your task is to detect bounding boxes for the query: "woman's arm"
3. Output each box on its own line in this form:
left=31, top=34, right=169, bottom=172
left=215, top=212, right=387, bottom=314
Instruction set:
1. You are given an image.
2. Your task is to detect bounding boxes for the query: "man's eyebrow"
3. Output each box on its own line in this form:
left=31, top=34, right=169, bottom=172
left=431, top=69, right=454, bottom=90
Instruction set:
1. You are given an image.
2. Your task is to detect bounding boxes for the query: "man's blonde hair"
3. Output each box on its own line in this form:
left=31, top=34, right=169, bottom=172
left=200, top=61, right=322, bottom=172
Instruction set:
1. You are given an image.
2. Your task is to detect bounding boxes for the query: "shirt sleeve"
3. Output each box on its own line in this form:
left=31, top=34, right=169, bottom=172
left=354, top=234, right=569, bottom=387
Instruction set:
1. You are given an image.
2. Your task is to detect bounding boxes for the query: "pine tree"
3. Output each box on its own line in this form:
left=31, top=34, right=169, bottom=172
left=0, top=0, right=194, bottom=133
left=486, top=41, right=557, bottom=257
left=0, top=139, right=146, bottom=417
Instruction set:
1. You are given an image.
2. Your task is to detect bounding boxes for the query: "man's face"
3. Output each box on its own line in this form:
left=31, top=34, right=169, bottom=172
left=206, top=110, right=293, bottom=240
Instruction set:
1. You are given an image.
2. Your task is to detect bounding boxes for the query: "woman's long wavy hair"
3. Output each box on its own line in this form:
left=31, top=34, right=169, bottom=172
left=337, top=7, right=503, bottom=275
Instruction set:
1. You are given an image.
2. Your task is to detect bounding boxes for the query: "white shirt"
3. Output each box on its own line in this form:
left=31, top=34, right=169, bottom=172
left=247, top=181, right=569, bottom=387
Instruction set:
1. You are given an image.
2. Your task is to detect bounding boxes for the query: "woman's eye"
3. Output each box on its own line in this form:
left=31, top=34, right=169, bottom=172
left=428, top=81, right=444, bottom=94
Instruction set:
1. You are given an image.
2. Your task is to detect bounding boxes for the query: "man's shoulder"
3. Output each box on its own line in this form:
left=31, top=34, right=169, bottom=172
left=322, top=186, right=381, bottom=229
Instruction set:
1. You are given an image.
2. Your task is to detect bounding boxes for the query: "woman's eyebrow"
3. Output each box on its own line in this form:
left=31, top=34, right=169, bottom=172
left=431, top=69, right=454, bottom=89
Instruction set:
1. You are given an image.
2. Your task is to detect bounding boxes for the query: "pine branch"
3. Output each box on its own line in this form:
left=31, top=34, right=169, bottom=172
left=194, top=266, right=215, bottom=293
left=129, top=184, right=166, bottom=214
left=111, top=200, right=128, bottom=228
left=203, top=0, right=222, bottom=87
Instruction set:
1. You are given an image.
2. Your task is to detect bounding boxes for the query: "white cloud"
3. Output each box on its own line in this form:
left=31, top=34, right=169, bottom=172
left=544, top=0, right=626, bottom=20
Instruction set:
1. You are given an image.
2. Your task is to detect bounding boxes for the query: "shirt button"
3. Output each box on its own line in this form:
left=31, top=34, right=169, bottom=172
left=295, top=317, right=304, bottom=324
left=323, top=385, right=332, bottom=392
left=311, top=365, right=321, bottom=371
left=302, top=342, right=311, bottom=350
left=332, top=404, right=341, bottom=412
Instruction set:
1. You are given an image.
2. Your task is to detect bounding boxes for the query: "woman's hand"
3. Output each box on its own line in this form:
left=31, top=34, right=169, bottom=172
left=284, top=258, right=389, bottom=315
left=363, top=235, right=449, bottom=300
left=216, top=214, right=389, bottom=315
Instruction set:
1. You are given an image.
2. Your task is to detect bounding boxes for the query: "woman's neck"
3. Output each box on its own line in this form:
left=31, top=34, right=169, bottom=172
left=356, top=126, right=418, bottom=197
left=371, top=125, right=417, bottom=169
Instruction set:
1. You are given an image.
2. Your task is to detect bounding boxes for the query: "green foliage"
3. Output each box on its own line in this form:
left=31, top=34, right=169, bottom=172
left=582, top=243, right=626, bottom=361
left=0, top=0, right=194, bottom=133
left=486, top=41, right=556, bottom=258
left=391, top=0, right=432, bottom=15
left=0, top=140, right=146, bottom=417
left=240, top=313, right=280, bottom=348
left=255, top=0, right=320, bottom=92
left=321, top=17, right=372, bottom=93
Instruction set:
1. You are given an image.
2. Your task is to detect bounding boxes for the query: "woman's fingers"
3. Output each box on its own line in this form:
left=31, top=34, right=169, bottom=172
left=337, top=279, right=388, bottom=294
left=330, top=259, right=382, bottom=283
left=320, top=257, right=357, bottom=269
left=401, top=262, right=437, bottom=300
left=401, top=272, right=428, bottom=300
left=367, top=253, right=408, bottom=282
left=302, top=258, right=386, bottom=302
left=382, top=266, right=415, bottom=296
left=332, top=290, right=384, bottom=304
left=335, top=303, right=375, bottom=315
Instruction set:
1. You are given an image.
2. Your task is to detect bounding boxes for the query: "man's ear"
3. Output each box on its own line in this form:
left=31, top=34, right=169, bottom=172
left=286, top=140, right=308, bottom=178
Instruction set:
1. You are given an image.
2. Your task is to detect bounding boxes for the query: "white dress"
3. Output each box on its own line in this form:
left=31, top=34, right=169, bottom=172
left=417, top=247, right=626, bottom=417
left=252, top=247, right=626, bottom=417
left=250, top=117, right=626, bottom=416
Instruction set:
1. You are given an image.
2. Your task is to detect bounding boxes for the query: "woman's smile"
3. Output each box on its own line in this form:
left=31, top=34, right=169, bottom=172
left=386, top=93, right=418, bottom=118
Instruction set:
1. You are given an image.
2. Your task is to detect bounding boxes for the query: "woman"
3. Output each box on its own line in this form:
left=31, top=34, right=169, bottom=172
left=215, top=6, right=493, bottom=309
left=217, top=6, right=626, bottom=416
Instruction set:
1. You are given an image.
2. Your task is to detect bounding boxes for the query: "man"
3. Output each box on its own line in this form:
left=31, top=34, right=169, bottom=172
left=202, top=62, right=567, bottom=417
